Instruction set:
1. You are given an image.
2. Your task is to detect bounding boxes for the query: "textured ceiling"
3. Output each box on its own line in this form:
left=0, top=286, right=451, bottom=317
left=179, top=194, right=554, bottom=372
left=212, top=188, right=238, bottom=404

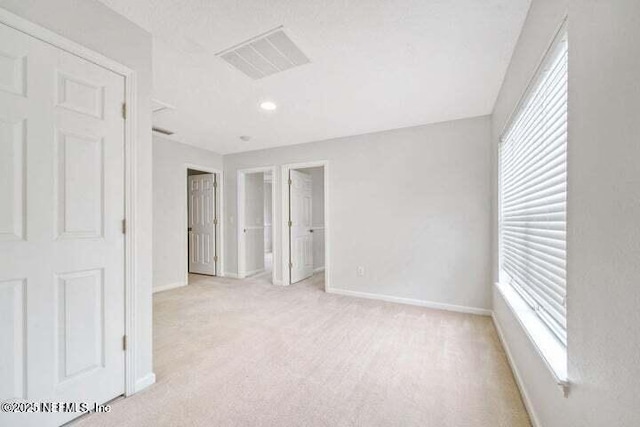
left=98, top=0, right=530, bottom=154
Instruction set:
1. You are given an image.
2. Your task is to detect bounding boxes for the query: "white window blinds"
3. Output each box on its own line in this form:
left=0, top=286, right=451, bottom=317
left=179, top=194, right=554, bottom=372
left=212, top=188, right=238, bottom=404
left=499, top=30, right=568, bottom=345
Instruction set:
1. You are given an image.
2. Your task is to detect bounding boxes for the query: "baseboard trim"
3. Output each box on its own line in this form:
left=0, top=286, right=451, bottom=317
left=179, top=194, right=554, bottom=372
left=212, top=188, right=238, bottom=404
left=326, top=288, right=491, bottom=316
left=313, top=266, right=325, bottom=273
left=135, top=372, right=156, bottom=393
left=153, top=282, right=186, bottom=294
left=492, top=312, right=541, bottom=427
left=223, top=272, right=240, bottom=279
left=245, top=268, right=265, bottom=277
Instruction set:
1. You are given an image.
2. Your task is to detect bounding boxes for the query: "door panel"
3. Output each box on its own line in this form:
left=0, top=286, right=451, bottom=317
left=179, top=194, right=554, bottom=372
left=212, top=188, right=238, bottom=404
left=0, top=279, right=25, bottom=400
left=0, top=22, right=126, bottom=427
left=0, top=117, right=25, bottom=240
left=55, top=131, right=104, bottom=238
left=56, top=269, right=104, bottom=382
left=289, top=170, right=313, bottom=284
left=188, top=174, right=216, bottom=275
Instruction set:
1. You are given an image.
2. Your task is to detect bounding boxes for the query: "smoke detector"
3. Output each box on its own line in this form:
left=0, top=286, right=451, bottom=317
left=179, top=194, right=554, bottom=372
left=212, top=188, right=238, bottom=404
left=216, top=26, right=310, bottom=80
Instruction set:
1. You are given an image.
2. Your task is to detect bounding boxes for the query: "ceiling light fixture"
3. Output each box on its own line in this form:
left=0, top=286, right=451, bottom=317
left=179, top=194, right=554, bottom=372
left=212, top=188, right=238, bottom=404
left=260, top=101, right=277, bottom=111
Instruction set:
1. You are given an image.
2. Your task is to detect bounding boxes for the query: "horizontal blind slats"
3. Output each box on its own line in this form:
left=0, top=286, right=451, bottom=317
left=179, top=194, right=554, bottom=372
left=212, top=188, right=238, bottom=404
left=499, top=33, right=567, bottom=345
left=507, top=267, right=567, bottom=327
left=501, top=118, right=567, bottom=184
left=503, top=161, right=566, bottom=202
left=503, top=258, right=566, bottom=308
left=501, top=202, right=566, bottom=217
left=502, top=239, right=566, bottom=271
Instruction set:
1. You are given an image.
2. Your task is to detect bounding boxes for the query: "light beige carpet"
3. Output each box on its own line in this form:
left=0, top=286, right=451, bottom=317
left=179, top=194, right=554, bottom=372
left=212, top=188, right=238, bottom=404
left=76, top=273, right=530, bottom=427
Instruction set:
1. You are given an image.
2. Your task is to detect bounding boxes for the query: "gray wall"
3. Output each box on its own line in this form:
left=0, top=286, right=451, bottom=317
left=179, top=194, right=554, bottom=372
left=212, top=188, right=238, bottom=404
left=0, top=0, right=155, bottom=390
left=153, top=136, right=223, bottom=289
left=224, top=116, right=493, bottom=310
left=491, top=0, right=640, bottom=426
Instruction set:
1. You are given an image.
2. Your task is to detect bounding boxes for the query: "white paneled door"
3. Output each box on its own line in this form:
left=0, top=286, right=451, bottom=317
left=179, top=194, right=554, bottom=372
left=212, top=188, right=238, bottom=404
left=188, top=174, right=216, bottom=275
left=289, top=170, right=313, bottom=284
left=0, top=23, right=126, bottom=426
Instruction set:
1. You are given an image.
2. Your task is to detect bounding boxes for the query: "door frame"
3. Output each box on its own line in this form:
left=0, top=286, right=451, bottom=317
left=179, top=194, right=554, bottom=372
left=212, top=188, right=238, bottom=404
left=184, top=164, right=224, bottom=283
left=281, top=161, right=330, bottom=290
left=0, top=7, right=140, bottom=396
left=237, top=166, right=276, bottom=284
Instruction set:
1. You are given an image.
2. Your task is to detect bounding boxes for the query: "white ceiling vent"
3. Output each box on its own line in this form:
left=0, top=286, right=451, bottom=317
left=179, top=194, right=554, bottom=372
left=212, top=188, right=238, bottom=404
left=217, top=26, right=310, bottom=79
left=151, top=98, right=175, bottom=114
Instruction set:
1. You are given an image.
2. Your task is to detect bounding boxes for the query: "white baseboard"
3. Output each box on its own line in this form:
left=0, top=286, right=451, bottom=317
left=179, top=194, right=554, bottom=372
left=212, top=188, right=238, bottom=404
left=313, top=266, right=325, bottom=273
left=245, top=268, right=265, bottom=277
left=135, top=372, right=156, bottom=393
left=223, top=272, right=240, bottom=279
left=492, top=313, right=541, bottom=427
left=153, top=282, right=186, bottom=294
left=327, top=288, right=491, bottom=316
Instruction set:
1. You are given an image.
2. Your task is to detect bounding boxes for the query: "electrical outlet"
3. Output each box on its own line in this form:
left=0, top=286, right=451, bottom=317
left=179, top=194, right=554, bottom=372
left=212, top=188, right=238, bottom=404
left=357, top=266, right=365, bottom=277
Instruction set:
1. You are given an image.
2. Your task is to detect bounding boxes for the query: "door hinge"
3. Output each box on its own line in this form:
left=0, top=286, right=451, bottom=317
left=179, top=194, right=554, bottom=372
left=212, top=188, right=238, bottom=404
left=214, top=255, right=218, bottom=262
left=121, top=219, right=126, bottom=234
left=121, top=103, right=127, bottom=119
left=213, top=218, right=218, bottom=225
left=288, top=178, right=292, bottom=185
left=288, top=261, right=293, bottom=269
left=213, top=181, right=217, bottom=188
left=288, top=220, right=292, bottom=227
left=122, top=335, right=127, bottom=351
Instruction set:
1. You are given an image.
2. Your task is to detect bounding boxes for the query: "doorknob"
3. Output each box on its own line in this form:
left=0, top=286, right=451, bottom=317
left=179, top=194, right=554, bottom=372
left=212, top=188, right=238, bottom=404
left=309, top=229, right=314, bottom=233
left=188, top=227, right=192, bottom=232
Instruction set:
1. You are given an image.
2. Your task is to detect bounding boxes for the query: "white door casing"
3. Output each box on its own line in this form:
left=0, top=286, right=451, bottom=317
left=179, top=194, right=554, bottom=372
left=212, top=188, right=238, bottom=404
left=188, top=174, right=216, bottom=275
left=0, top=22, right=126, bottom=427
left=289, top=170, right=314, bottom=284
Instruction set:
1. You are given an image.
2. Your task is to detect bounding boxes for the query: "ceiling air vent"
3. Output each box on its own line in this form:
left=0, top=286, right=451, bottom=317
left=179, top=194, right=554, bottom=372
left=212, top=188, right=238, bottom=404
left=216, top=26, right=310, bottom=79
left=152, top=127, right=174, bottom=136
left=151, top=99, right=175, bottom=114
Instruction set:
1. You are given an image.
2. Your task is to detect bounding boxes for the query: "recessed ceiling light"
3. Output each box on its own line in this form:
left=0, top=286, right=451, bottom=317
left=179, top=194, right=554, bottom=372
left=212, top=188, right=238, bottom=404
left=260, top=101, right=277, bottom=111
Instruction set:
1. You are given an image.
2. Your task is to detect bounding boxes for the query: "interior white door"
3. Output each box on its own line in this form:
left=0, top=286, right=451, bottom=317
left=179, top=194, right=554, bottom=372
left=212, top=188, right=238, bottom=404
left=0, top=22, right=126, bottom=427
left=188, top=174, right=216, bottom=275
left=289, top=170, right=313, bottom=284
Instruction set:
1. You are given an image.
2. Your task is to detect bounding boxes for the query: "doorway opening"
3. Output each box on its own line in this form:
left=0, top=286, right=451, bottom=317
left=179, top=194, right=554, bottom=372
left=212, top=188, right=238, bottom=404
left=186, top=166, right=221, bottom=282
left=237, top=166, right=277, bottom=284
left=282, top=162, right=328, bottom=289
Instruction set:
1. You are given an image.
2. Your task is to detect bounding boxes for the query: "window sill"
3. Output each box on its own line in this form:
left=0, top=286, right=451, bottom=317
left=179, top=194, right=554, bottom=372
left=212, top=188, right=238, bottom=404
left=495, top=281, right=569, bottom=394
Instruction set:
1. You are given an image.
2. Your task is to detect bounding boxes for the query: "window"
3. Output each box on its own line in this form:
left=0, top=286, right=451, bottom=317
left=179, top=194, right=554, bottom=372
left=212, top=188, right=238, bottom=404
left=499, top=29, right=568, bottom=345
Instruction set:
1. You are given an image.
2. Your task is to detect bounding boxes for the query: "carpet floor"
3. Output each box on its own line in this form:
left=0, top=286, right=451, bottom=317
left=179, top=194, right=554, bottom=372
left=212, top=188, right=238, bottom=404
left=76, top=273, right=530, bottom=427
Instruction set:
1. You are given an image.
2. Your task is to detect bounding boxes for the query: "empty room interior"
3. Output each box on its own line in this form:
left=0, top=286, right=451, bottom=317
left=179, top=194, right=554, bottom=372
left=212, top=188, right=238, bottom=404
left=0, top=0, right=639, bottom=426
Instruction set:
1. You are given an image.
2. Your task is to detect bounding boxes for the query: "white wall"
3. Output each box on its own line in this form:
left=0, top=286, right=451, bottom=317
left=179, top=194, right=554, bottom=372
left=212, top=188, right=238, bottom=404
left=491, top=1, right=640, bottom=426
left=224, top=116, right=493, bottom=311
left=153, top=136, right=222, bottom=289
left=0, top=0, right=155, bottom=391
